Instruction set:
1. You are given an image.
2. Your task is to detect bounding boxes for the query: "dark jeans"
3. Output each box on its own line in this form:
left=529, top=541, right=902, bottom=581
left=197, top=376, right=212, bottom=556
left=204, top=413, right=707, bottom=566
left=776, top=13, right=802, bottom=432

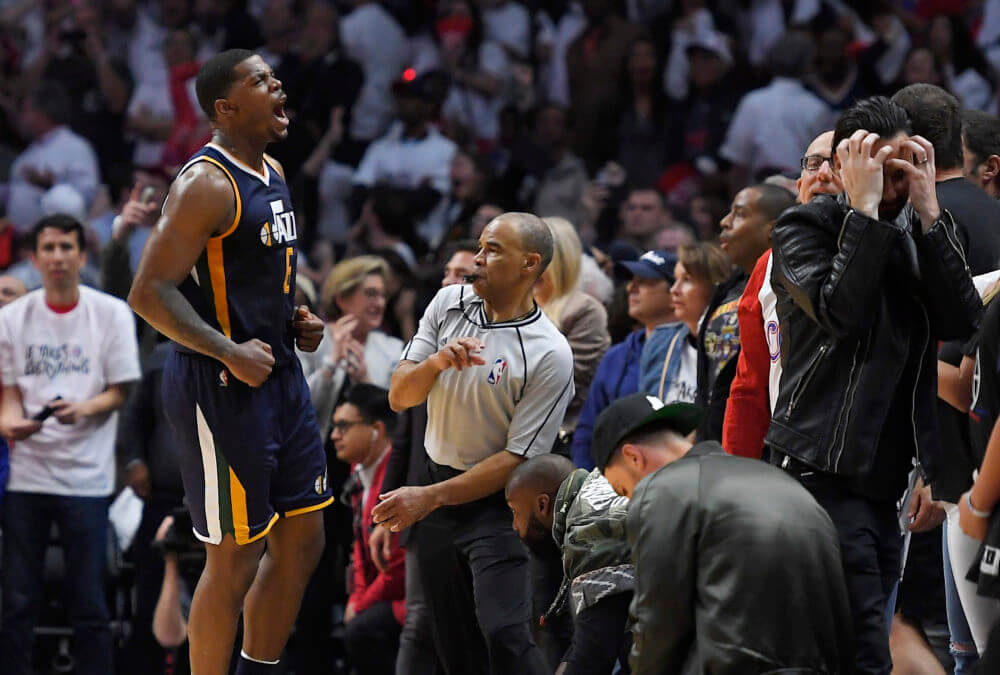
left=417, top=467, right=548, bottom=675
left=343, top=601, right=401, bottom=675
left=0, top=491, right=112, bottom=675
left=796, top=473, right=902, bottom=675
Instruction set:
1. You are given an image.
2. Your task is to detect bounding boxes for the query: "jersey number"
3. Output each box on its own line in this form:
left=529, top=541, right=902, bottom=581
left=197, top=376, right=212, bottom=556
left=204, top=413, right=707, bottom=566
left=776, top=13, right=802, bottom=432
left=283, top=247, right=293, bottom=294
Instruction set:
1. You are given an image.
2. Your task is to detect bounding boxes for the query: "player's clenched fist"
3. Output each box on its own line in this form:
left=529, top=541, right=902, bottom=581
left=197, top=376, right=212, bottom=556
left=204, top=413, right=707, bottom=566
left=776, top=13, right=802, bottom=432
left=225, top=338, right=275, bottom=386
left=293, top=305, right=324, bottom=352
left=432, top=337, right=486, bottom=372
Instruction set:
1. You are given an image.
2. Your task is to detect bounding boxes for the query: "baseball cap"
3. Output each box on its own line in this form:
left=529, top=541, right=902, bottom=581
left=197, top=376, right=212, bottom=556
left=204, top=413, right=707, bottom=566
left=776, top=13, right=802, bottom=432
left=590, top=393, right=703, bottom=471
left=614, top=249, right=678, bottom=282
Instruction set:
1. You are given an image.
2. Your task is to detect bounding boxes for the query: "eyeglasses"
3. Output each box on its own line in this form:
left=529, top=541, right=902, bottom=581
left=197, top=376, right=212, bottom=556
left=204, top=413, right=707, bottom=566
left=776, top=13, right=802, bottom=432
left=800, top=155, right=833, bottom=172
left=330, top=420, right=368, bottom=433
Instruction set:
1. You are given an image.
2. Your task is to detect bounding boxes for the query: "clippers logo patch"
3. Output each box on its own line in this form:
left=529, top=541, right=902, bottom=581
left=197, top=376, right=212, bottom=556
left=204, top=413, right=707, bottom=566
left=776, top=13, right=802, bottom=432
left=487, top=358, right=507, bottom=385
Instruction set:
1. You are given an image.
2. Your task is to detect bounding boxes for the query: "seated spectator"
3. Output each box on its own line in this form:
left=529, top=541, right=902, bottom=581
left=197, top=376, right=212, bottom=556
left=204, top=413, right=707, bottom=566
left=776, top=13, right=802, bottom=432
left=308, top=256, right=403, bottom=439
left=333, top=384, right=406, bottom=675
left=590, top=393, right=853, bottom=673
left=696, top=183, right=794, bottom=442
left=505, top=454, right=633, bottom=674
left=720, top=31, right=832, bottom=186
left=535, top=217, right=610, bottom=452
left=571, top=249, right=677, bottom=469
left=0, top=214, right=141, bottom=675
left=640, top=242, right=728, bottom=403
left=352, top=72, right=458, bottom=253
left=612, top=187, right=689, bottom=254
left=962, top=108, right=1000, bottom=200
left=6, top=82, right=100, bottom=233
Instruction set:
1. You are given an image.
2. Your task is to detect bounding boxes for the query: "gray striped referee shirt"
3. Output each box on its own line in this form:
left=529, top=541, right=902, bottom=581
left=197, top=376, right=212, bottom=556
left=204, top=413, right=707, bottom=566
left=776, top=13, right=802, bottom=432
left=401, top=284, right=575, bottom=471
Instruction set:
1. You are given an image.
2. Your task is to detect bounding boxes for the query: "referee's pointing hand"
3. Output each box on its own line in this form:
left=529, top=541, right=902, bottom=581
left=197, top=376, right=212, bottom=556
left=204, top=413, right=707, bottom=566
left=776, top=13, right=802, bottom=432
left=433, top=337, right=486, bottom=372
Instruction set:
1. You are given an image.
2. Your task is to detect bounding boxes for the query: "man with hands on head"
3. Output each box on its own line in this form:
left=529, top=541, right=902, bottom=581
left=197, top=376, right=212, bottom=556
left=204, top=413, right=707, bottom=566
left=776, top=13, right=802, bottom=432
left=376, top=212, right=575, bottom=674
left=767, top=96, right=982, bottom=675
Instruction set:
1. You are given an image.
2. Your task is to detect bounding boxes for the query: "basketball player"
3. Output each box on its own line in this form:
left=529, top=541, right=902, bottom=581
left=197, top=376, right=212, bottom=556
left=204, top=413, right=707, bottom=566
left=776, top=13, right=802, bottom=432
left=128, top=50, right=329, bottom=675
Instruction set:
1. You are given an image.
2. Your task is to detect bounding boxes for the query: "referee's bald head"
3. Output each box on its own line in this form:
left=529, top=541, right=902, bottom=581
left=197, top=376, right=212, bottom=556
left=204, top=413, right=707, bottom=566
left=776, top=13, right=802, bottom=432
left=497, top=212, right=554, bottom=277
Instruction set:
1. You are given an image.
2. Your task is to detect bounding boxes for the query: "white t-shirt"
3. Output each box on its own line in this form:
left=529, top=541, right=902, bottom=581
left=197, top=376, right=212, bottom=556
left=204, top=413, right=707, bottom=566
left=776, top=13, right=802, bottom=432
left=402, top=284, right=575, bottom=471
left=664, top=340, right=698, bottom=404
left=0, top=287, right=141, bottom=496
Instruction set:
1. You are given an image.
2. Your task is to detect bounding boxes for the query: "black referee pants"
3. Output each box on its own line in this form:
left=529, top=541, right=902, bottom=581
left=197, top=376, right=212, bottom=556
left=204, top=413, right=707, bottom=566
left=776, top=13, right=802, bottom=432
left=417, top=463, right=549, bottom=675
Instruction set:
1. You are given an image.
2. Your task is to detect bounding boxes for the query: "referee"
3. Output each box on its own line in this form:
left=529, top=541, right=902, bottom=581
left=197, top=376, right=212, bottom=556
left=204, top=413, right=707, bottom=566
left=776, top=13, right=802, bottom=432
left=374, top=212, right=574, bottom=674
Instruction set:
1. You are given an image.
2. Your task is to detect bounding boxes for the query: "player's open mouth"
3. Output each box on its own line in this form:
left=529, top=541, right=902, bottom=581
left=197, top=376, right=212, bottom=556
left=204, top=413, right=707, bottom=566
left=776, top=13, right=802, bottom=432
left=273, top=101, right=289, bottom=126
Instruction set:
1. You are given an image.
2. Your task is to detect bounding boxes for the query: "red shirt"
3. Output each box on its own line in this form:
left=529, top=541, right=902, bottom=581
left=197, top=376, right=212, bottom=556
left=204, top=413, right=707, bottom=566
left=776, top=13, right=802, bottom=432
left=348, top=449, right=406, bottom=624
left=722, top=251, right=772, bottom=458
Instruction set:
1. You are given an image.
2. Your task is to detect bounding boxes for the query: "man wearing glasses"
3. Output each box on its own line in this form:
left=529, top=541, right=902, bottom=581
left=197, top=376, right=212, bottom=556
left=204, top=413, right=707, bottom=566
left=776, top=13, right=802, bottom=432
left=724, top=130, right=841, bottom=459
left=331, top=384, right=406, bottom=674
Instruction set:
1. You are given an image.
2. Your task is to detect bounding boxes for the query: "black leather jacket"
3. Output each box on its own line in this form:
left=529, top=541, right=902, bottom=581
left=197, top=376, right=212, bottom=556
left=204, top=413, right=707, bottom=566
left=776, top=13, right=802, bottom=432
left=767, top=194, right=981, bottom=480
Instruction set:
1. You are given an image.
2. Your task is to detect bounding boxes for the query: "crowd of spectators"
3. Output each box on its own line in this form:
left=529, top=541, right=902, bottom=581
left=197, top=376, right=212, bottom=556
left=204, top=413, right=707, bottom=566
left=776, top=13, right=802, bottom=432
left=8, top=0, right=1000, bottom=673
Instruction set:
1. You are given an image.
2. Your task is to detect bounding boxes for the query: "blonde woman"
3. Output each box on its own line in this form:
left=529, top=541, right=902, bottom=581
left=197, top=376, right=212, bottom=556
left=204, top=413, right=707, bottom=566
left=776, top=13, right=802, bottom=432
left=534, top=217, right=611, bottom=447
left=304, top=256, right=403, bottom=439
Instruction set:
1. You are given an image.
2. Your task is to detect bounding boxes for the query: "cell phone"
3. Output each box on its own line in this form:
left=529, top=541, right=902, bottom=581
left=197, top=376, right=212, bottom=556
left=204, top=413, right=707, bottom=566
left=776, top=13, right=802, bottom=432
left=33, top=396, right=63, bottom=422
left=139, top=185, right=156, bottom=205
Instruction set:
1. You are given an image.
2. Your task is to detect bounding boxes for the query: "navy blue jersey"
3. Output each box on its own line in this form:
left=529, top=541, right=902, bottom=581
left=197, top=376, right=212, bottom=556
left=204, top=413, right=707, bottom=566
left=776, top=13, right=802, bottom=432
left=175, top=143, right=299, bottom=365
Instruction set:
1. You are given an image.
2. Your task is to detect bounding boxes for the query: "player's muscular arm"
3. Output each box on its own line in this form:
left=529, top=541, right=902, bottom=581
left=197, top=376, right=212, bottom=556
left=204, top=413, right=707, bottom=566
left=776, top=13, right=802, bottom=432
left=128, top=165, right=274, bottom=386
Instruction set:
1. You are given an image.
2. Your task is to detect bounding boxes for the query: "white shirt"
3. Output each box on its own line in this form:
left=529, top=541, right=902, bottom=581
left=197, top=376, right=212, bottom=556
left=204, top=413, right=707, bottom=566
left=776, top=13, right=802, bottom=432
left=7, top=126, right=100, bottom=232
left=403, top=284, right=575, bottom=471
left=0, top=287, right=141, bottom=496
left=482, top=1, right=531, bottom=59
left=534, top=4, right=587, bottom=107
left=353, top=122, right=458, bottom=247
left=665, top=340, right=698, bottom=404
left=340, top=3, right=409, bottom=142
left=719, top=78, right=833, bottom=177
left=745, top=0, right=821, bottom=66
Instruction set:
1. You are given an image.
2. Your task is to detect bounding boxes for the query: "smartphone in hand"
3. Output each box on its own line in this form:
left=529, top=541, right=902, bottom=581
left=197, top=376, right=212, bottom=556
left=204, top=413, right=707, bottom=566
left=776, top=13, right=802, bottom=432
left=33, top=396, right=63, bottom=422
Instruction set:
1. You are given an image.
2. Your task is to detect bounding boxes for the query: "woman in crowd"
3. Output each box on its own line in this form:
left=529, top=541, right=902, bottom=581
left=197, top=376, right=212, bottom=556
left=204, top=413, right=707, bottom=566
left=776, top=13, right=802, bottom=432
left=640, top=241, right=728, bottom=403
left=534, top=217, right=611, bottom=453
left=304, top=255, right=403, bottom=440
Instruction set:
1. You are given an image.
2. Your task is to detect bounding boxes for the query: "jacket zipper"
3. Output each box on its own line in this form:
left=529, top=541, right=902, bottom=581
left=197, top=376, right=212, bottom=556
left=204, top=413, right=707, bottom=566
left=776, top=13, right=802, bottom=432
left=910, top=303, right=929, bottom=477
left=786, top=343, right=828, bottom=420
left=831, top=337, right=866, bottom=471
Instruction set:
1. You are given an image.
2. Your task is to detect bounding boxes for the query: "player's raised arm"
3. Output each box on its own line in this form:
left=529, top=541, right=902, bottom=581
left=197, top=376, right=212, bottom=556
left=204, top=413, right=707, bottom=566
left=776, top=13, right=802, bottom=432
left=128, top=163, right=274, bottom=386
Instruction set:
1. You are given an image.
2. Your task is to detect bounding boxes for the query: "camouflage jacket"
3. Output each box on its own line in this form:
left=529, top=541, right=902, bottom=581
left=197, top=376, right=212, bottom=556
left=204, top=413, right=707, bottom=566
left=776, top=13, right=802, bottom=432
left=547, top=468, right=635, bottom=620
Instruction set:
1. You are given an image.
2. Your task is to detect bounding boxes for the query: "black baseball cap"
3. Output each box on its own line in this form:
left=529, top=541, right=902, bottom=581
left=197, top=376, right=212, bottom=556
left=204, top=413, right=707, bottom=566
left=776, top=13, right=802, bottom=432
left=614, top=249, right=678, bottom=283
left=590, top=393, right=703, bottom=471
